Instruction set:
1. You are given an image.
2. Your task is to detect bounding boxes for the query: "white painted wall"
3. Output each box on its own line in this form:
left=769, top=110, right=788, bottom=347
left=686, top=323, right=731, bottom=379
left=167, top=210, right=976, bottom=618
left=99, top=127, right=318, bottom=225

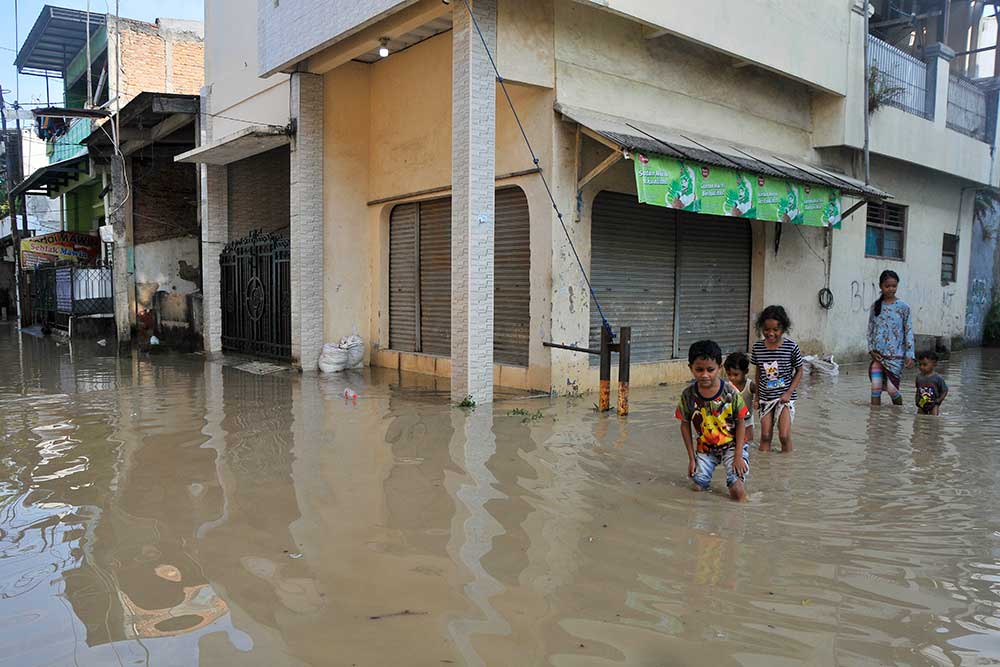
left=134, top=237, right=201, bottom=295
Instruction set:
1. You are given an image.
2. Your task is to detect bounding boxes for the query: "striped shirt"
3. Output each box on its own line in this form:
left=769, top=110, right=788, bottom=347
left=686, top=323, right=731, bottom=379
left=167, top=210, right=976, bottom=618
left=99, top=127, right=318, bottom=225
left=751, top=338, right=803, bottom=402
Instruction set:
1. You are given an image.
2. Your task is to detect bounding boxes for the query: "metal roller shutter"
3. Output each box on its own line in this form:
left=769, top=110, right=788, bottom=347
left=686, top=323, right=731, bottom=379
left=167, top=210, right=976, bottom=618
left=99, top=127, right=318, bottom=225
left=675, top=215, right=751, bottom=355
left=418, top=198, right=452, bottom=356
left=494, top=187, right=530, bottom=367
left=589, top=191, right=677, bottom=364
left=389, top=203, right=418, bottom=352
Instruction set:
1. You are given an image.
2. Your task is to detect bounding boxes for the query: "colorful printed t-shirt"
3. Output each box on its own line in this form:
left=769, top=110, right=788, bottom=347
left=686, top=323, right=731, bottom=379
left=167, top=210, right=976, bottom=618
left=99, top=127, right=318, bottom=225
left=915, top=373, right=948, bottom=412
left=675, top=381, right=749, bottom=453
left=751, top=338, right=803, bottom=402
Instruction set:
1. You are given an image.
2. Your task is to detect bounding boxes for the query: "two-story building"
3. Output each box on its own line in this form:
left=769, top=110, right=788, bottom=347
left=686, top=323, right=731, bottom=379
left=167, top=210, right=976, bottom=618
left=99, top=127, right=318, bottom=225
left=12, top=5, right=204, bottom=342
left=184, top=0, right=999, bottom=402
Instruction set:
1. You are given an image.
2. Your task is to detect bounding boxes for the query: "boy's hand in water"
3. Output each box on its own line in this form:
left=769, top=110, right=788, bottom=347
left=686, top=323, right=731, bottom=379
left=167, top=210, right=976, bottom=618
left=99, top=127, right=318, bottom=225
left=733, top=454, right=748, bottom=477
left=688, top=459, right=697, bottom=478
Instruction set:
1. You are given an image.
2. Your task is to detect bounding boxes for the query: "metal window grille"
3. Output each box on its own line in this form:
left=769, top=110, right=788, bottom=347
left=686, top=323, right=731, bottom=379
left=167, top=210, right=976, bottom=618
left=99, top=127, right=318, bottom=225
left=865, top=202, right=907, bottom=261
left=947, top=73, right=989, bottom=142
left=941, top=233, right=959, bottom=283
left=868, top=35, right=930, bottom=118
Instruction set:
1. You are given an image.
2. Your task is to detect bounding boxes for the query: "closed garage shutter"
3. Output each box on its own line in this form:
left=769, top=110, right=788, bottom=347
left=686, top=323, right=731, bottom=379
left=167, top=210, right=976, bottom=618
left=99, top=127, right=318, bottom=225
left=675, top=215, right=751, bottom=355
left=418, top=198, right=452, bottom=356
left=589, top=191, right=677, bottom=364
left=494, top=187, right=530, bottom=367
left=389, top=203, right=418, bottom=351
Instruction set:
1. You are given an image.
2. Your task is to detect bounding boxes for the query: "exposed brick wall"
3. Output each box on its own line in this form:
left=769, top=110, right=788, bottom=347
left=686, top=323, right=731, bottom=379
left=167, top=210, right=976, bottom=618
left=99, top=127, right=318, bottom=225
left=227, top=145, right=290, bottom=240
left=117, top=21, right=203, bottom=105
left=170, top=41, right=204, bottom=95
left=132, top=154, right=199, bottom=245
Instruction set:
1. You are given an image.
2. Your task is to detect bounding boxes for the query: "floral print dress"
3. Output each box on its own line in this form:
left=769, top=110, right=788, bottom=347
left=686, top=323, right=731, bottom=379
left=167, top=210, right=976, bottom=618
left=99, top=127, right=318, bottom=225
left=867, top=299, right=915, bottom=384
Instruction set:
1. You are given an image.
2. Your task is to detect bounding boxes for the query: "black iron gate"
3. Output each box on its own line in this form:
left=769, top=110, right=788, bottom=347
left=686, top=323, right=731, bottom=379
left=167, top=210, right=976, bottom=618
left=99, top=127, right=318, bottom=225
left=220, top=230, right=291, bottom=360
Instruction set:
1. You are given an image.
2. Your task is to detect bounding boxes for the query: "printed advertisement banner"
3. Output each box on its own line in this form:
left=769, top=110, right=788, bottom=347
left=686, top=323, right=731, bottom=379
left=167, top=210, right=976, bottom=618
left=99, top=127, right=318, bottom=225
left=635, top=153, right=842, bottom=228
left=20, top=231, right=101, bottom=269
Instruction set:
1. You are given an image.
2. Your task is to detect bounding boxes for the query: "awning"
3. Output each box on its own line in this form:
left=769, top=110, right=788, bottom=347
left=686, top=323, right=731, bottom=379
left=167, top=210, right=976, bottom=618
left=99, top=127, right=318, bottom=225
left=174, top=125, right=291, bottom=166
left=558, top=104, right=890, bottom=201
left=15, top=5, right=107, bottom=77
left=84, top=92, right=198, bottom=159
left=10, top=154, right=89, bottom=197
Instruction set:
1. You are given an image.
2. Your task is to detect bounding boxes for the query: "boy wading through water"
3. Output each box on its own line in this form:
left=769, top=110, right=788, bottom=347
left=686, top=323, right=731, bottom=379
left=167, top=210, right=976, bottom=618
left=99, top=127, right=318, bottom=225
left=676, top=340, right=750, bottom=502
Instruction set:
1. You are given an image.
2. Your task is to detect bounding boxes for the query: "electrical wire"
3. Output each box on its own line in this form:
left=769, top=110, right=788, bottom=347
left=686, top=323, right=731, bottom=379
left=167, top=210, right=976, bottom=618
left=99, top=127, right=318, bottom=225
left=459, top=0, right=613, bottom=338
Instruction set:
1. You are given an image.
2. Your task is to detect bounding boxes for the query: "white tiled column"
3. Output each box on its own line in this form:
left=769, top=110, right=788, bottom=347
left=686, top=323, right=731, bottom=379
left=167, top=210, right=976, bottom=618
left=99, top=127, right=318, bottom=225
left=451, top=0, right=497, bottom=404
left=201, top=164, right=227, bottom=354
left=289, top=72, right=325, bottom=371
left=199, top=89, right=228, bottom=355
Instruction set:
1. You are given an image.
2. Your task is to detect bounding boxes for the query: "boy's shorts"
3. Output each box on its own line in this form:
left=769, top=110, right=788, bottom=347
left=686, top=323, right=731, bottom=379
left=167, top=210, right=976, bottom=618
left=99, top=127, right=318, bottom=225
left=693, top=443, right=750, bottom=489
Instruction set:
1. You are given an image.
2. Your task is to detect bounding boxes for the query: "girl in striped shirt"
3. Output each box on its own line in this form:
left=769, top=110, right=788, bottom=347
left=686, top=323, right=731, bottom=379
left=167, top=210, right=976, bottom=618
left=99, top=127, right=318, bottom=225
left=750, top=305, right=803, bottom=453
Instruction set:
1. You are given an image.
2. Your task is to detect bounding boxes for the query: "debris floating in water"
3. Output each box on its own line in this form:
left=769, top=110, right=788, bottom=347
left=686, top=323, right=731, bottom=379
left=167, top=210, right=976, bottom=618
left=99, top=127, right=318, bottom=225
left=343, top=388, right=359, bottom=401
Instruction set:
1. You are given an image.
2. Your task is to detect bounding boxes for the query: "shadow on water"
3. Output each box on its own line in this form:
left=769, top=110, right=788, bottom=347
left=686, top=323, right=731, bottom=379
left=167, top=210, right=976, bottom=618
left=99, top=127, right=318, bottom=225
left=2, top=321, right=1000, bottom=665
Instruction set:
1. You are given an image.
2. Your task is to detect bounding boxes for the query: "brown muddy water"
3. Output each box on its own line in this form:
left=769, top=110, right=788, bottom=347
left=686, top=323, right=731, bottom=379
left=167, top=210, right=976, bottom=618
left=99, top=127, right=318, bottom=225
left=2, top=323, right=1000, bottom=666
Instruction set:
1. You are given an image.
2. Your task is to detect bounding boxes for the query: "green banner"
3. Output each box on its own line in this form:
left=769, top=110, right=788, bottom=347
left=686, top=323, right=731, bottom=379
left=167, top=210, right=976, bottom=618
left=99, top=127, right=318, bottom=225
left=635, top=153, right=841, bottom=228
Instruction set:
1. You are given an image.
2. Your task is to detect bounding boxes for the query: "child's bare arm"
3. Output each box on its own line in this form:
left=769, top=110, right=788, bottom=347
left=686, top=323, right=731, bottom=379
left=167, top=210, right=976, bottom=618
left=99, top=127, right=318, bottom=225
left=782, top=366, right=804, bottom=402
left=732, top=417, right=748, bottom=475
left=680, top=422, right=696, bottom=477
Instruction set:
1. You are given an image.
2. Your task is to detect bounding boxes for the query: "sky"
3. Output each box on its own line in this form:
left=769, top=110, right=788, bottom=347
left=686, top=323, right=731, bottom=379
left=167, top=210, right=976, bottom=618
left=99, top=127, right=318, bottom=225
left=0, top=0, right=203, bottom=109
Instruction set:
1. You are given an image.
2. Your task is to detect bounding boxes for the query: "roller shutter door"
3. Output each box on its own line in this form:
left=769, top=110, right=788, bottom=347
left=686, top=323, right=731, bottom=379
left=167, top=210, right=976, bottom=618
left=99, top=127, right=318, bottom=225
left=589, top=191, right=677, bottom=364
left=494, top=187, right=530, bottom=367
left=389, top=203, right=418, bottom=352
left=418, top=198, right=452, bottom=357
left=674, top=215, right=751, bottom=355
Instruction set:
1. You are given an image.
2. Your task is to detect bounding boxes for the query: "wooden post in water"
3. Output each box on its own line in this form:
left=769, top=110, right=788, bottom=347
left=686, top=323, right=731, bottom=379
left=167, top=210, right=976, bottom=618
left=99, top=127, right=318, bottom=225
left=598, top=326, right=612, bottom=412
left=617, top=326, right=631, bottom=416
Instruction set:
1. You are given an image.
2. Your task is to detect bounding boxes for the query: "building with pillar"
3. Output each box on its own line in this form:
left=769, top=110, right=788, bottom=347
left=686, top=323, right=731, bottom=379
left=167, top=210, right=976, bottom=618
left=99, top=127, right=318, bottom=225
left=187, top=0, right=1000, bottom=401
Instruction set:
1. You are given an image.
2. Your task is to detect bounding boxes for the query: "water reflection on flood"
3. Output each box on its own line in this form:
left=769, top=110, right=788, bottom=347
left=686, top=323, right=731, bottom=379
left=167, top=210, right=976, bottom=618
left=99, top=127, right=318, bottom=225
left=2, top=323, right=1000, bottom=666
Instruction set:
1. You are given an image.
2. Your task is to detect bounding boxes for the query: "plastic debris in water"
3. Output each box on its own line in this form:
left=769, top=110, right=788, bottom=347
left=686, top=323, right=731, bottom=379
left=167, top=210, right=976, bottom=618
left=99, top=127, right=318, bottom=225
left=149, top=336, right=160, bottom=345
left=97, top=339, right=107, bottom=346
left=343, top=388, right=359, bottom=401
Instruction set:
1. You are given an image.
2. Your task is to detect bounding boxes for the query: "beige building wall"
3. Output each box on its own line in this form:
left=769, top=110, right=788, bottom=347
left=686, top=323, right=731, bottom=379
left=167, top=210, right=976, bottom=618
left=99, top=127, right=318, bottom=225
left=316, top=31, right=556, bottom=390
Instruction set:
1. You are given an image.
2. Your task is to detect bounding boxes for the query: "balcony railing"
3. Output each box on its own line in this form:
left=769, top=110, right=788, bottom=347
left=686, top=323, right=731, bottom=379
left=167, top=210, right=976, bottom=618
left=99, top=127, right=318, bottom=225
left=946, top=73, right=989, bottom=142
left=868, top=35, right=930, bottom=119
left=49, top=117, right=93, bottom=164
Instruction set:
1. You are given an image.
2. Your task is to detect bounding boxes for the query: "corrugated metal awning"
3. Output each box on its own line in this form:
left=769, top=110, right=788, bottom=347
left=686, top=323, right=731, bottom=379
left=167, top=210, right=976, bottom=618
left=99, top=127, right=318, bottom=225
left=174, top=125, right=291, bottom=166
left=10, top=154, right=89, bottom=197
left=557, top=104, right=890, bottom=201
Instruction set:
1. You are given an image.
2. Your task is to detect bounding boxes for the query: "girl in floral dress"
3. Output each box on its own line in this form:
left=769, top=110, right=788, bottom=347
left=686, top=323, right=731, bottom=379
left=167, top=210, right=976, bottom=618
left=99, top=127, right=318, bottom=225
left=867, top=270, right=915, bottom=406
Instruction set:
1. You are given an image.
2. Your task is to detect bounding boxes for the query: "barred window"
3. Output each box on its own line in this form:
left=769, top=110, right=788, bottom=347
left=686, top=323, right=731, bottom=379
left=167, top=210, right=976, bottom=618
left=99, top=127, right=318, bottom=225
left=941, top=233, right=958, bottom=284
left=865, top=202, right=906, bottom=260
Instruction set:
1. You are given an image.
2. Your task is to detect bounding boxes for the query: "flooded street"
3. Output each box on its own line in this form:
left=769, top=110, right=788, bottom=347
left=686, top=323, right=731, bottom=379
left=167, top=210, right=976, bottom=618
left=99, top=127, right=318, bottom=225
left=2, top=322, right=1000, bottom=666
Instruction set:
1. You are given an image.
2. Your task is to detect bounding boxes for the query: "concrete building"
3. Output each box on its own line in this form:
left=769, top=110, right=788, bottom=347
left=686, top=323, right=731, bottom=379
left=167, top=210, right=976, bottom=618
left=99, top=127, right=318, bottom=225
left=12, top=5, right=204, bottom=340
left=186, top=0, right=1000, bottom=401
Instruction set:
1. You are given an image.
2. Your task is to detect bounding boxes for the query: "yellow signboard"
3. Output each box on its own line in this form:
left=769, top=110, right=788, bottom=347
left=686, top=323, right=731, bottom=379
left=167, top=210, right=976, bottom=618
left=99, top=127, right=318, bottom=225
left=20, top=231, right=101, bottom=269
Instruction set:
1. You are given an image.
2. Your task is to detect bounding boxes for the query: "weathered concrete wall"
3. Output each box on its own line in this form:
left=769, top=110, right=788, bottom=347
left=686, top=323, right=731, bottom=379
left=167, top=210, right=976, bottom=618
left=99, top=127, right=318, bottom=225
left=571, top=0, right=851, bottom=95
left=964, top=195, right=1000, bottom=345
left=552, top=0, right=814, bottom=159
left=134, top=235, right=200, bottom=336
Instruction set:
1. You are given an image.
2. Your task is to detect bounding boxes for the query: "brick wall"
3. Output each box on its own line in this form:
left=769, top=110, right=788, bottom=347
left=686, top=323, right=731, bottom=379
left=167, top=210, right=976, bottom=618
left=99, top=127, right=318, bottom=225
left=227, top=145, right=290, bottom=240
left=132, top=154, right=198, bottom=245
left=117, top=21, right=203, bottom=105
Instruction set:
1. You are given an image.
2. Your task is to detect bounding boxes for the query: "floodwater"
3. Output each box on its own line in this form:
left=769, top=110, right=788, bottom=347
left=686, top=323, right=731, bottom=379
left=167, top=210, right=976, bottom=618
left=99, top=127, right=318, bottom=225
left=2, top=324, right=1000, bottom=666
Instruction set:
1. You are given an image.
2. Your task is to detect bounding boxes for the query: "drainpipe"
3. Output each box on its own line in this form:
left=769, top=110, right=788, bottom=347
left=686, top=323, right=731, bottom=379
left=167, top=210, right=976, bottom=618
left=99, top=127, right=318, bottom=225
left=863, top=1, right=871, bottom=185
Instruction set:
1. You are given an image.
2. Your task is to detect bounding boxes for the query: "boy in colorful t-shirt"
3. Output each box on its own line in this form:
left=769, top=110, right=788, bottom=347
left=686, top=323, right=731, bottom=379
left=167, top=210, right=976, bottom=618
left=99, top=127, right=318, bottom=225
left=676, top=340, right=750, bottom=502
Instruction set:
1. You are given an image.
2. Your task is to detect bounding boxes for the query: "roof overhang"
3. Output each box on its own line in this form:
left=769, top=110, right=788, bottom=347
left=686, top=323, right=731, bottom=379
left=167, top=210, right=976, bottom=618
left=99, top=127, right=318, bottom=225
left=174, top=125, right=291, bottom=165
left=84, top=93, right=199, bottom=159
left=558, top=104, right=890, bottom=201
left=15, top=5, right=107, bottom=77
left=10, top=154, right=89, bottom=197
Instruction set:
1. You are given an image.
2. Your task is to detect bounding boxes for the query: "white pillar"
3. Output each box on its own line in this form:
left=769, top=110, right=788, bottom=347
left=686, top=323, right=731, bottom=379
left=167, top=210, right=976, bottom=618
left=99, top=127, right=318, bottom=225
left=289, top=72, right=325, bottom=371
left=199, top=89, right=228, bottom=355
left=451, top=0, right=497, bottom=404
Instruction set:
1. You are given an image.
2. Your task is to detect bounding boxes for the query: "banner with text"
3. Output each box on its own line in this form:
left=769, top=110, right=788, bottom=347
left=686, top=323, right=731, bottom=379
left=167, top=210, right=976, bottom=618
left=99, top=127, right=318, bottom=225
left=634, top=153, right=842, bottom=228
left=20, top=231, right=101, bottom=269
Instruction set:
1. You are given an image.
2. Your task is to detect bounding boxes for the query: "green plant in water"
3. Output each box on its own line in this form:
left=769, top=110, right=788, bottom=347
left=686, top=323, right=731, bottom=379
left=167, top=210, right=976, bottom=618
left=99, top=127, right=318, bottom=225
left=506, top=408, right=529, bottom=417
left=457, top=395, right=476, bottom=409
left=985, top=301, right=1000, bottom=345
left=868, top=65, right=905, bottom=116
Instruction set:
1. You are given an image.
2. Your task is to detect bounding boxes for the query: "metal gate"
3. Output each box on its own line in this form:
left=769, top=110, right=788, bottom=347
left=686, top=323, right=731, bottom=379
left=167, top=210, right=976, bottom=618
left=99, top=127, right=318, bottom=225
left=220, top=230, right=291, bottom=360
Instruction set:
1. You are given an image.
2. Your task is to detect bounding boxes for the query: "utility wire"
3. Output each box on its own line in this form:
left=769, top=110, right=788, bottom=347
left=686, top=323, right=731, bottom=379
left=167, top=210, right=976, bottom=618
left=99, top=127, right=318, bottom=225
left=459, top=0, right=613, bottom=338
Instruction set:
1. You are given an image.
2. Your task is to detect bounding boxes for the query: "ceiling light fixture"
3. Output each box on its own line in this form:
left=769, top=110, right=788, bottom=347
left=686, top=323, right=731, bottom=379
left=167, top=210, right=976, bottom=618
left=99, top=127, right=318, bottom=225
left=379, top=38, right=390, bottom=58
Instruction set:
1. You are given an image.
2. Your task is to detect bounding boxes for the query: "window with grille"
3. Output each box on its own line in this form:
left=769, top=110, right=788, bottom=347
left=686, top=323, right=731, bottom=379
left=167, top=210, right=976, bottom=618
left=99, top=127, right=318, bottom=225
left=865, top=202, right=906, bottom=260
left=941, top=233, right=958, bottom=284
